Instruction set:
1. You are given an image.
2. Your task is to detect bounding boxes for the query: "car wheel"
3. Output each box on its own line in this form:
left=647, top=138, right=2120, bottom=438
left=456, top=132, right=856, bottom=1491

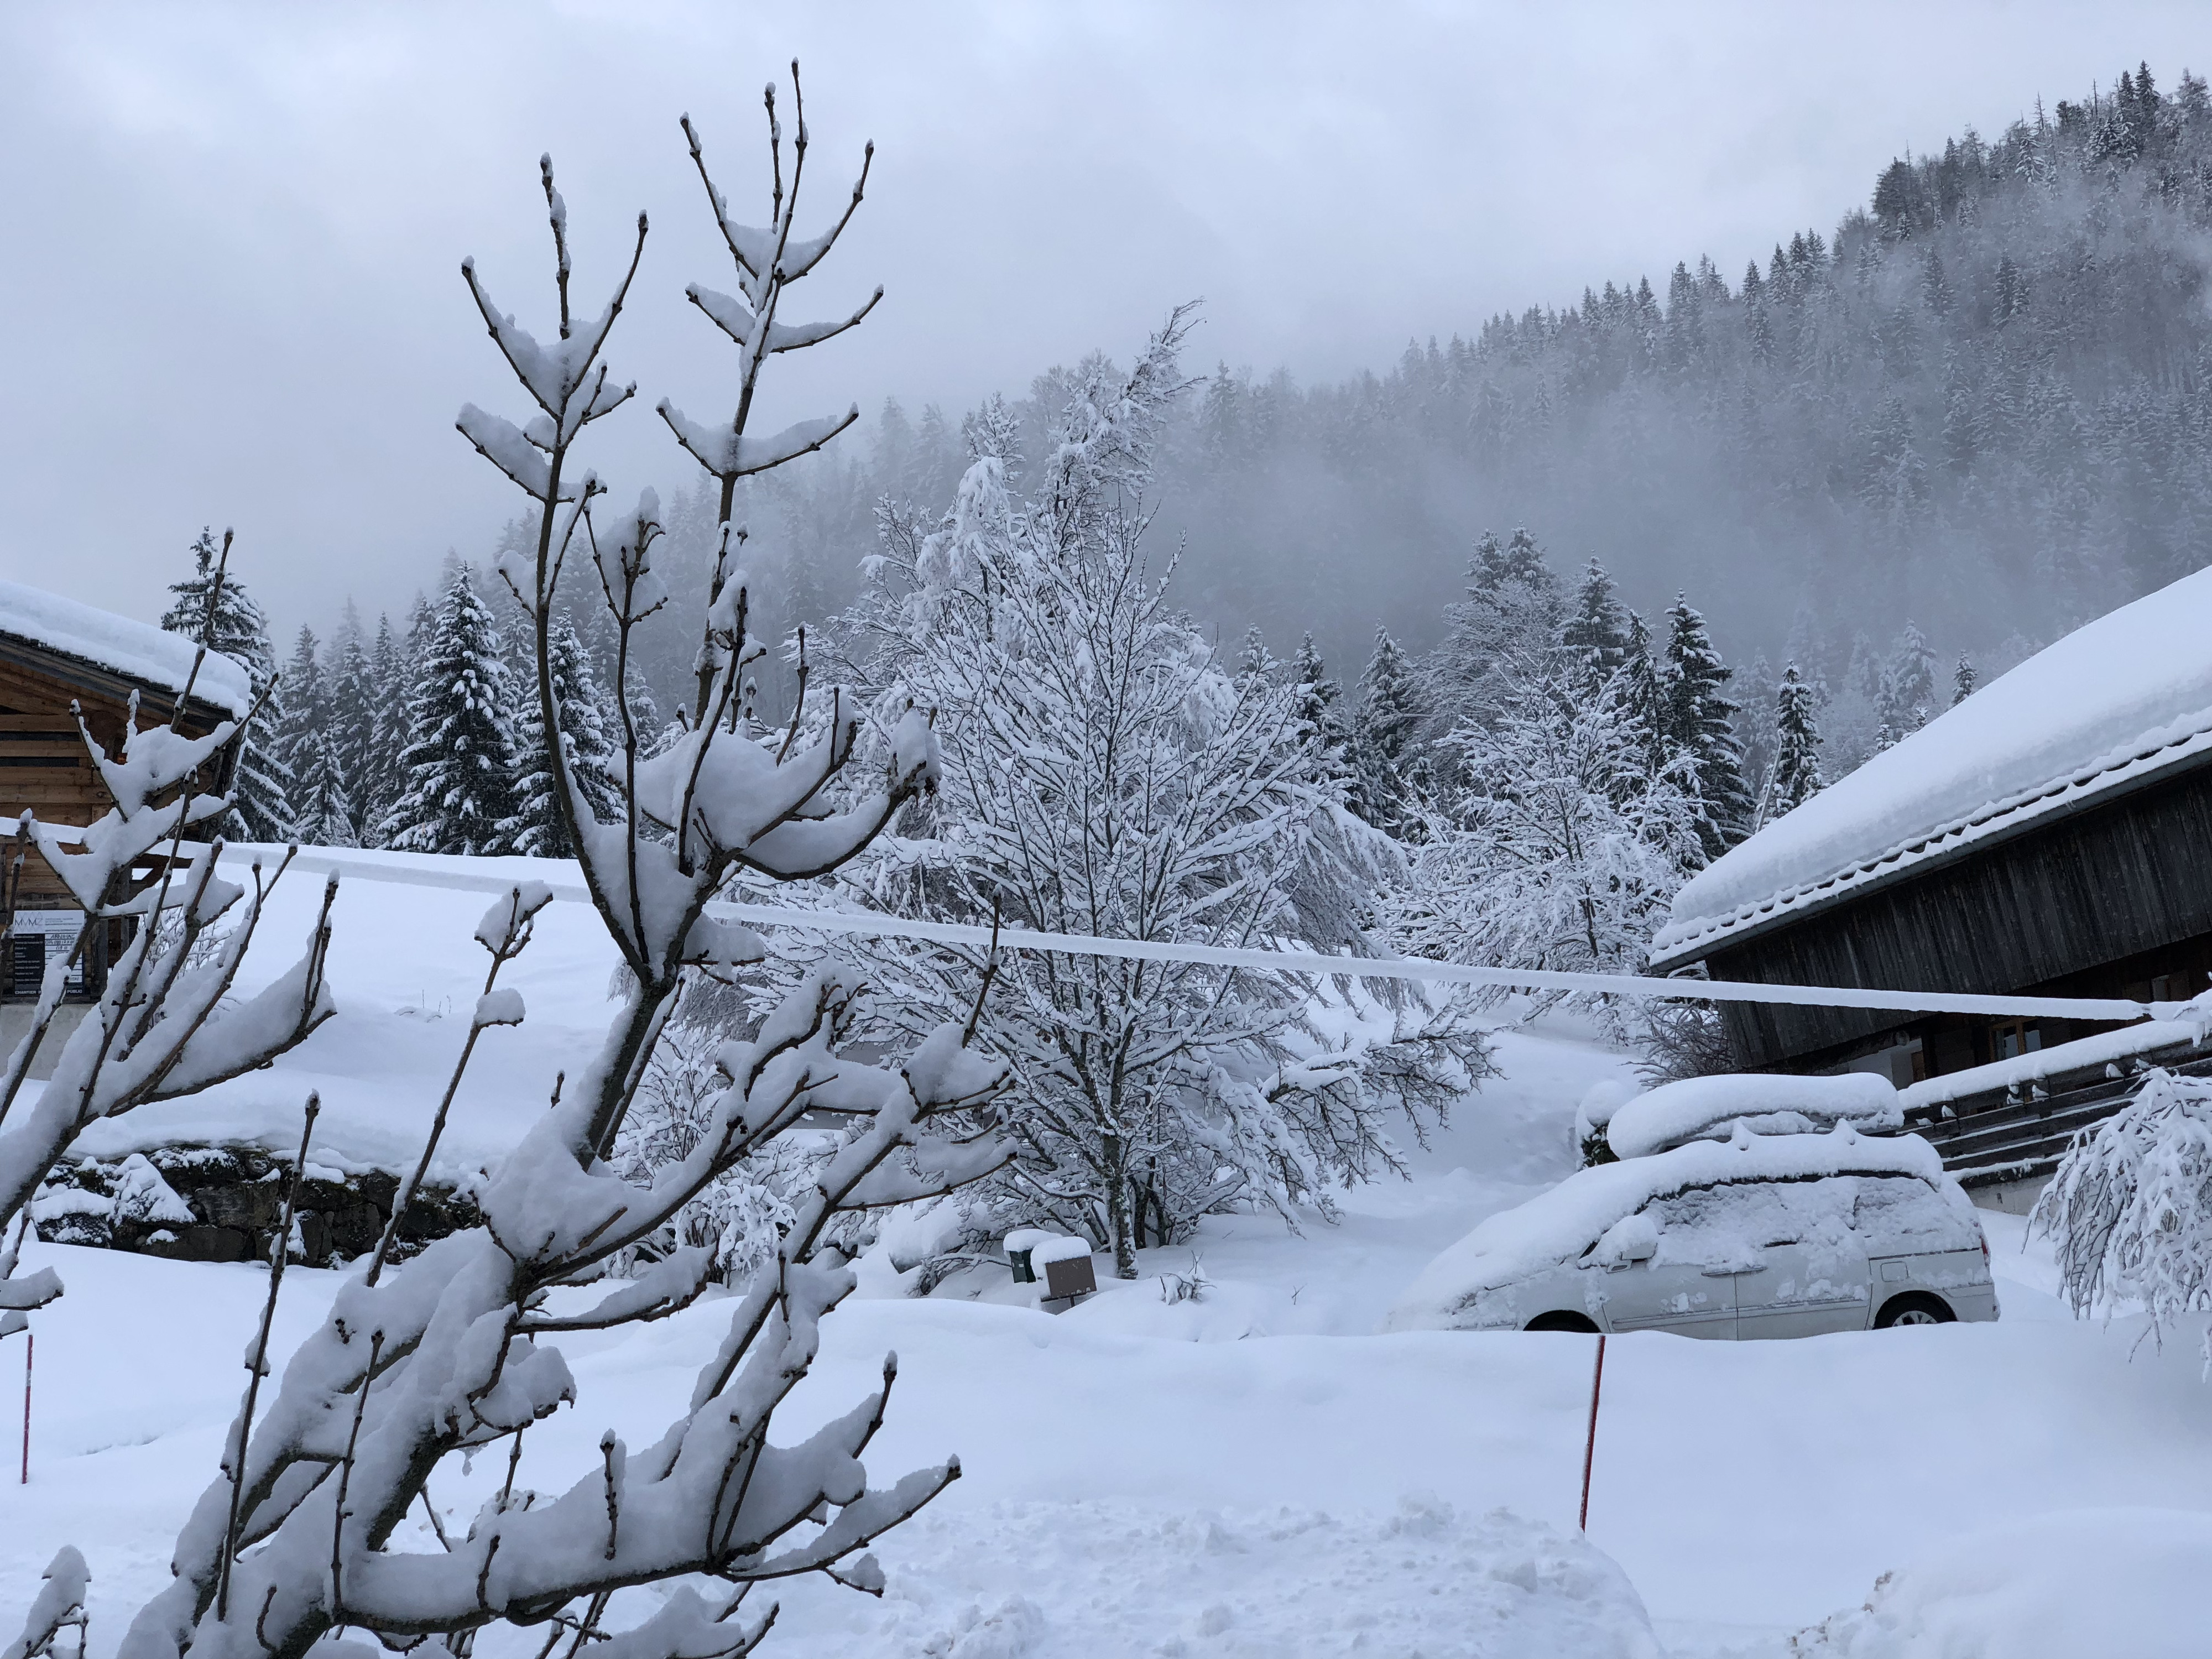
left=1525, top=1311, right=1601, bottom=1333
left=1875, top=1292, right=1955, bottom=1328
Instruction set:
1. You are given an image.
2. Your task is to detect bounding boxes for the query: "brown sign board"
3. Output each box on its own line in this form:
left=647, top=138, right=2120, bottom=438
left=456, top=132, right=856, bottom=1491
left=1044, top=1253, right=1097, bottom=1301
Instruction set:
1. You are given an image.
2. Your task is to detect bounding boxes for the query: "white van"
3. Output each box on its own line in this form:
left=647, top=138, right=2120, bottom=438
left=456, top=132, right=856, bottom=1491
left=1387, top=1124, right=1997, bottom=1339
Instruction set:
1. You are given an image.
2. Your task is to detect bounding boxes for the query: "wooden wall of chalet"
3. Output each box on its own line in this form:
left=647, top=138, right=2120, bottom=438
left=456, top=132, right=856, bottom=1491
left=1708, top=757, right=2212, bottom=1070
left=0, top=639, right=231, bottom=908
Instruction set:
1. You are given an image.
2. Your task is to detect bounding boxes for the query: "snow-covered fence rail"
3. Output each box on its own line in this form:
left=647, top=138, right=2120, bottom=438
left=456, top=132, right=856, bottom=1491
left=218, top=845, right=2166, bottom=1025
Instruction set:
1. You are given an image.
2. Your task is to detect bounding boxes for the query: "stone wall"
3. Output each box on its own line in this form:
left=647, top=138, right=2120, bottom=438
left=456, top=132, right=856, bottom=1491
left=32, top=1144, right=477, bottom=1265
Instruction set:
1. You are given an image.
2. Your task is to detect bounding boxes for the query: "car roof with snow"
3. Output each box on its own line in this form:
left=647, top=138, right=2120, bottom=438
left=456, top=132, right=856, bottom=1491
left=0, top=577, right=252, bottom=719
left=1648, top=563, right=2212, bottom=969
left=1605, top=1071, right=1902, bottom=1160
left=1385, top=1124, right=1950, bottom=1331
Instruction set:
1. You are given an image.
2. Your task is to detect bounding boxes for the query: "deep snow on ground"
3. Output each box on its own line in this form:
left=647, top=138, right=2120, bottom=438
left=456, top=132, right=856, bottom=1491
left=5, top=853, right=2211, bottom=1656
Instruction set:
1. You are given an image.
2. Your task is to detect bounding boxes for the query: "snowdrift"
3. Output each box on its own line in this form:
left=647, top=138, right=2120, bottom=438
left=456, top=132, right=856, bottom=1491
left=1791, top=1507, right=2212, bottom=1659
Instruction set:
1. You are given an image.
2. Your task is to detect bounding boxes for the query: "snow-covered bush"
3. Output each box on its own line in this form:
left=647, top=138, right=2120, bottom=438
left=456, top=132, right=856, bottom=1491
left=2032, top=1067, right=2212, bottom=1359
left=815, top=313, right=1488, bottom=1279
left=8, top=71, right=1014, bottom=1659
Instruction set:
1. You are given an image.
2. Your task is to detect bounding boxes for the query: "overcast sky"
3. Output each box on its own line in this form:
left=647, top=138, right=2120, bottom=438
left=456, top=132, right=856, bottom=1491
left=1, top=1, right=2201, bottom=638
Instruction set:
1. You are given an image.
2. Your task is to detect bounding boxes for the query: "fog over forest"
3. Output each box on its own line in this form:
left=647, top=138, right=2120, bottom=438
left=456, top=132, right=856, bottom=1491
left=528, top=58, right=2209, bottom=785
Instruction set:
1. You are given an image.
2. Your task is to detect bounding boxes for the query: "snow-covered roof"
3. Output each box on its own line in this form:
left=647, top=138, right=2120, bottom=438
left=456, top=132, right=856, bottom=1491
left=1605, top=1071, right=1901, bottom=1159
left=0, top=578, right=251, bottom=718
left=1385, top=1124, right=1953, bottom=1331
left=1651, top=566, right=2212, bottom=968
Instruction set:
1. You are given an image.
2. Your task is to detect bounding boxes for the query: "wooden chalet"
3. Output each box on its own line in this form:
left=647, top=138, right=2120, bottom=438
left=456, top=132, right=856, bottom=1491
left=1, top=578, right=249, bottom=999
left=1648, top=566, right=2212, bottom=1196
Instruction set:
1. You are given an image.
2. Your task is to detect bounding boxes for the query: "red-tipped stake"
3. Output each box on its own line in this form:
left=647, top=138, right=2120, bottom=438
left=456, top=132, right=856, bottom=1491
left=1578, top=1333, right=1605, bottom=1530
left=19, top=1329, right=30, bottom=1485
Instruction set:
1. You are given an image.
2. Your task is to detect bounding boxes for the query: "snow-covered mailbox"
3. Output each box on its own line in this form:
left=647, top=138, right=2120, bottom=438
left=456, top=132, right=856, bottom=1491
left=1004, top=1230, right=1097, bottom=1302
left=1646, top=564, right=2212, bottom=1199
left=0, top=580, right=249, bottom=999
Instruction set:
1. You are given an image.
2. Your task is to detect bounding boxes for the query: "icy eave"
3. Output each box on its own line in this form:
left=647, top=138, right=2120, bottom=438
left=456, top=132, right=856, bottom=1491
left=1652, top=565, right=2212, bottom=970
left=0, top=578, right=251, bottom=718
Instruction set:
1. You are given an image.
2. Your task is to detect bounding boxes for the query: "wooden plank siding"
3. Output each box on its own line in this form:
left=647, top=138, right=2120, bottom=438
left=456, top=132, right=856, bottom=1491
left=0, top=631, right=237, bottom=927
left=1706, top=754, right=2212, bottom=1071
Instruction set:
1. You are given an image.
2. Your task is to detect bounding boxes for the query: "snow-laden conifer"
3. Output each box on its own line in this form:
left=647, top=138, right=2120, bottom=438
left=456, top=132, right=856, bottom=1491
left=1769, top=663, right=1824, bottom=818
left=380, top=567, right=523, bottom=856
left=1661, top=594, right=1752, bottom=856
left=508, top=608, right=622, bottom=857
left=160, top=528, right=294, bottom=842
left=1349, top=625, right=1422, bottom=830
left=323, top=602, right=378, bottom=839
left=357, top=611, right=409, bottom=842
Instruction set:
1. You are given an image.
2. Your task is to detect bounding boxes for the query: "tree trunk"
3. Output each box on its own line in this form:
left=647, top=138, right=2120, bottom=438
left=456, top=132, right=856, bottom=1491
left=1103, top=1134, right=1138, bottom=1279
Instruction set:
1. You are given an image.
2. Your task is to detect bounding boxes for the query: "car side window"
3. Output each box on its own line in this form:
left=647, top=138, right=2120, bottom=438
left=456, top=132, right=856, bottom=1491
left=1641, top=1183, right=1782, bottom=1272
left=1850, top=1176, right=1975, bottom=1254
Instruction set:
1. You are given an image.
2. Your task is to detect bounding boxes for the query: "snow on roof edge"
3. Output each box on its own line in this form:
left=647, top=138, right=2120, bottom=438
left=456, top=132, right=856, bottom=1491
left=1654, top=565, right=2212, bottom=968
left=0, top=578, right=252, bottom=717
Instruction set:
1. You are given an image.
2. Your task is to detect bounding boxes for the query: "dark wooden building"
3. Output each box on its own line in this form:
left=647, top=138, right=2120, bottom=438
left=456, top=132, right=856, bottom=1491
left=1648, top=570, right=2212, bottom=1186
left=1, top=579, right=248, bottom=998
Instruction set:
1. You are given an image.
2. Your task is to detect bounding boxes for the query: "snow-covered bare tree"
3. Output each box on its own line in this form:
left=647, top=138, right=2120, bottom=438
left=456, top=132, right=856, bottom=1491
left=8, top=70, right=1015, bottom=1659
left=1393, top=669, right=1706, bottom=1000
left=820, top=314, right=1486, bottom=1280
left=2032, top=1066, right=2212, bottom=1361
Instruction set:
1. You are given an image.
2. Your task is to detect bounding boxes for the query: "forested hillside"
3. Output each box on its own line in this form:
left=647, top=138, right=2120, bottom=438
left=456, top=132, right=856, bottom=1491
left=747, top=61, right=2212, bottom=713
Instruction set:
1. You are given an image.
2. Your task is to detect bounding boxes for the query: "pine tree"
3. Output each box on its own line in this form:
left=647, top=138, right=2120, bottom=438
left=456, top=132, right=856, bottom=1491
left=357, top=612, right=410, bottom=843
left=160, top=527, right=294, bottom=842
left=325, top=602, right=378, bottom=839
left=380, top=568, right=522, bottom=856
left=272, top=625, right=326, bottom=830
left=508, top=611, right=623, bottom=858
left=1618, top=609, right=1670, bottom=778
left=1350, top=626, right=1421, bottom=828
left=1770, top=665, right=1824, bottom=817
left=1661, top=595, right=1752, bottom=857
left=1236, top=625, right=1277, bottom=684
left=1879, top=620, right=1939, bottom=739
left=290, top=729, right=359, bottom=848
left=1952, top=651, right=1978, bottom=705
left=1289, top=632, right=1348, bottom=782
left=1560, top=558, right=1631, bottom=683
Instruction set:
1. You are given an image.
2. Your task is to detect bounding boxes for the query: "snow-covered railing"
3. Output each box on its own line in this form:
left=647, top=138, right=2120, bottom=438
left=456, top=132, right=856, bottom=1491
left=216, top=844, right=2169, bottom=1025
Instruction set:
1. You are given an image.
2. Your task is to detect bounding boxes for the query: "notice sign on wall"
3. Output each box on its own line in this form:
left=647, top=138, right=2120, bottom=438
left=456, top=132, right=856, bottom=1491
left=6, top=910, right=84, bottom=998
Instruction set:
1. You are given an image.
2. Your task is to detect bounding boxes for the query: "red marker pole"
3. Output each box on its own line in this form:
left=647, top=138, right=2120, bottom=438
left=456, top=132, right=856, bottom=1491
left=1578, top=1333, right=1605, bottom=1530
left=19, top=1329, right=31, bottom=1485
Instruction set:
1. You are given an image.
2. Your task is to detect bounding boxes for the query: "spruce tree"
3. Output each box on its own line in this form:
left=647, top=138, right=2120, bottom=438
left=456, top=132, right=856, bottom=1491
left=291, top=729, right=360, bottom=848
left=1560, top=557, right=1631, bottom=683
left=1770, top=665, right=1824, bottom=817
left=1289, top=632, right=1348, bottom=782
left=272, top=624, right=326, bottom=824
left=1350, top=625, right=1421, bottom=828
left=160, top=527, right=294, bottom=842
left=509, top=611, right=623, bottom=858
left=1952, top=651, right=1978, bottom=706
left=325, top=602, right=378, bottom=840
left=1661, top=595, right=1753, bottom=857
left=358, top=612, right=410, bottom=843
left=1618, top=609, right=1670, bottom=780
left=380, top=568, right=523, bottom=857
left=1880, top=620, right=1939, bottom=738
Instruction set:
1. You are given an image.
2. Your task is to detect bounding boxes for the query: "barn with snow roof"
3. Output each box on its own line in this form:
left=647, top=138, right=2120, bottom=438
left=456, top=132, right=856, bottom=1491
left=1649, top=566, right=2212, bottom=1199
left=1, top=578, right=251, bottom=998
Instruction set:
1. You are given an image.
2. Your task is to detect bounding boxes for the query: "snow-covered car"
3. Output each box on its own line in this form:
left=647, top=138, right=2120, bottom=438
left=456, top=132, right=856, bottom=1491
left=1387, top=1123, right=1996, bottom=1338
